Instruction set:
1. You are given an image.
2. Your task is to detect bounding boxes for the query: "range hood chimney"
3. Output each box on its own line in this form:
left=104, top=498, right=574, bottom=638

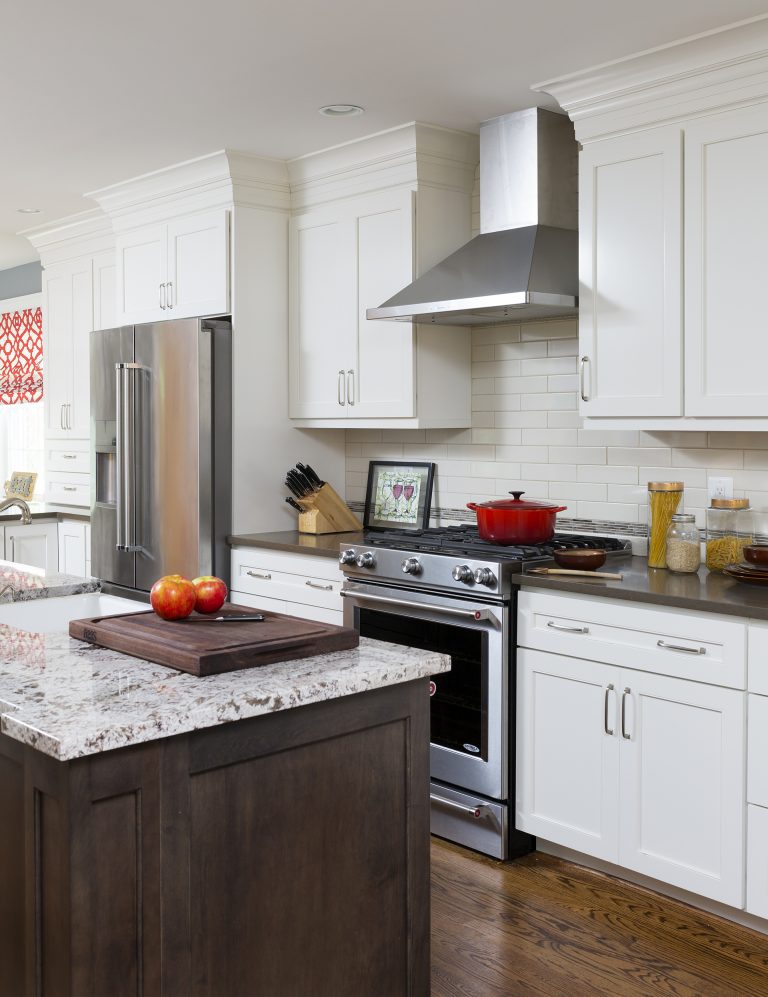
left=367, top=107, right=578, bottom=326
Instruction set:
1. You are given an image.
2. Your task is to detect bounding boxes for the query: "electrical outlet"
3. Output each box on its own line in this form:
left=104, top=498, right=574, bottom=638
left=708, top=476, right=733, bottom=500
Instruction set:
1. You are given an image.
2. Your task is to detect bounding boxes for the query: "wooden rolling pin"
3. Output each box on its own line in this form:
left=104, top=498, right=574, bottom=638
left=527, top=567, right=624, bottom=581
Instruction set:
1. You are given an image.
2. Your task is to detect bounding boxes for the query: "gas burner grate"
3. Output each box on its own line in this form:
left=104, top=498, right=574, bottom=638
left=363, top=526, right=631, bottom=561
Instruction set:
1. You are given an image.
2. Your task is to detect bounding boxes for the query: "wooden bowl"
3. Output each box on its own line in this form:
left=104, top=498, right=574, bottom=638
left=744, top=545, right=768, bottom=567
left=553, top=549, right=607, bottom=571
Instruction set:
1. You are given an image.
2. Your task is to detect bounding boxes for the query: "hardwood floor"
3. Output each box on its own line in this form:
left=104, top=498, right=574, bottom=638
left=431, top=839, right=768, bottom=996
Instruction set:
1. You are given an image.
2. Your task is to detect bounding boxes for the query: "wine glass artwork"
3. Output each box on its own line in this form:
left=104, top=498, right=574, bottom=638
left=365, top=462, right=434, bottom=530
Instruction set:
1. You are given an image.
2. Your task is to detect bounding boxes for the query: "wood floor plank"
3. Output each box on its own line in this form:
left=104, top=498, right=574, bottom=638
left=431, top=840, right=768, bottom=997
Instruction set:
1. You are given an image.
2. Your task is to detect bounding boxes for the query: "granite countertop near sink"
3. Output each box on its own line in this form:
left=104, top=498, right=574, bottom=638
left=520, top=555, right=768, bottom=621
left=0, top=502, right=90, bottom=522
left=0, top=559, right=98, bottom=603
left=0, top=631, right=448, bottom=762
left=228, top=530, right=365, bottom=558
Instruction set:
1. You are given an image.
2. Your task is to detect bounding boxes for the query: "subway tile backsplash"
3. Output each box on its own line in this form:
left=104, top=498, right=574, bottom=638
left=345, top=317, right=768, bottom=530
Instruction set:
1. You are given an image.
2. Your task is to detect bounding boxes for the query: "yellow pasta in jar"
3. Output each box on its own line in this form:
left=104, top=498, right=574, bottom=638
left=647, top=483, right=683, bottom=568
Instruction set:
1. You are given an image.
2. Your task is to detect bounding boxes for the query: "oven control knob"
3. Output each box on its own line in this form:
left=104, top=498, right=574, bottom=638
left=452, top=564, right=474, bottom=583
left=401, top=557, right=422, bottom=575
left=355, top=552, right=376, bottom=569
left=339, top=549, right=357, bottom=565
left=473, top=567, right=497, bottom=588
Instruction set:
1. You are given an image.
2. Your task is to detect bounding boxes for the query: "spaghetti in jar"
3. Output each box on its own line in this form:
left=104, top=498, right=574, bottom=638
left=647, top=482, right=684, bottom=569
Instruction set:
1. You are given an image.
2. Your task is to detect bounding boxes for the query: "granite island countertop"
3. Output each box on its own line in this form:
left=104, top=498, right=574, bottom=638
left=0, top=559, right=98, bottom=603
left=520, top=555, right=768, bottom=621
left=0, top=627, right=449, bottom=761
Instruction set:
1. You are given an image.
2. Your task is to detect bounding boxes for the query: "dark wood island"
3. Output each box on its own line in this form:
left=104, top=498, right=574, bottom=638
left=0, top=625, right=447, bottom=997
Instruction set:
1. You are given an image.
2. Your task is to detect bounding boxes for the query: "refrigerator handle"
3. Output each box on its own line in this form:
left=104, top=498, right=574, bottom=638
left=115, top=362, right=142, bottom=553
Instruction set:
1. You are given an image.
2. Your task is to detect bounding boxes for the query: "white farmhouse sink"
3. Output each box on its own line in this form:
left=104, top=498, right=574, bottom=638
left=0, top=593, right=146, bottom=634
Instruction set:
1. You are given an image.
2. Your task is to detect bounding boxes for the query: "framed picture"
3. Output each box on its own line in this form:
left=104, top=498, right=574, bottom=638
left=5, top=471, right=37, bottom=501
left=363, top=461, right=435, bottom=531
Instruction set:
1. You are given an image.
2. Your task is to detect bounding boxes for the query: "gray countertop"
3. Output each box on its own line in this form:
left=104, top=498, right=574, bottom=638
left=519, top=555, right=768, bottom=621
left=0, top=502, right=90, bottom=523
left=229, top=530, right=363, bottom=558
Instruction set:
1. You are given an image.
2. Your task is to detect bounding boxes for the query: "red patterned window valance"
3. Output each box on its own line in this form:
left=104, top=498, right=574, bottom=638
left=0, top=306, right=43, bottom=405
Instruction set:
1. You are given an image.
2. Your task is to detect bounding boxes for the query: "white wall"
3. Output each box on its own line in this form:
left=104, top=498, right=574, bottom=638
left=345, top=316, right=768, bottom=531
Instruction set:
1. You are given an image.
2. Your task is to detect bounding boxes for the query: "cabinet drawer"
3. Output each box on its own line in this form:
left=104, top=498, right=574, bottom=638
left=46, top=440, right=89, bottom=474
left=748, top=694, right=768, bottom=807
left=747, top=805, right=768, bottom=919
left=230, top=589, right=343, bottom=627
left=47, top=472, right=90, bottom=507
left=748, top=623, right=768, bottom=694
left=518, top=591, right=746, bottom=688
left=231, top=549, right=342, bottom=612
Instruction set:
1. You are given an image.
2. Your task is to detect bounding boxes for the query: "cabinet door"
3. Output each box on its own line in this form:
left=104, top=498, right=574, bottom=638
left=747, top=805, right=768, bottom=919
left=351, top=190, right=415, bottom=418
left=685, top=104, right=768, bottom=416
left=58, top=520, right=87, bottom=577
left=516, top=649, right=620, bottom=862
left=579, top=127, right=682, bottom=417
left=5, top=522, right=58, bottom=572
left=93, top=249, right=117, bottom=331
left=116, top=225, right=167, bottom=324
left=43, top=260, right=93, bottom=439
left=289, top=209, right=355, bottom=418
left=619, top=671, right=744, bottom=906
left=167, top=209, right=229, bottom=319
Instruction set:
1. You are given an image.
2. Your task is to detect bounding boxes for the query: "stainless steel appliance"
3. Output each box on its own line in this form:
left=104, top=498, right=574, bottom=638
left=367, top=107, right=578, bottom=326
left=90, top=318, right=232, bottom=595
left=340, top=525, right=631, bottom=859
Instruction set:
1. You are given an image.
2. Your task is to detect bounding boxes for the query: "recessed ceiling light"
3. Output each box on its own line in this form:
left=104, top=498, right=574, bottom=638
left=318, top=104, right=364, bottom=117
left=17, top=207, right=41, bottom=214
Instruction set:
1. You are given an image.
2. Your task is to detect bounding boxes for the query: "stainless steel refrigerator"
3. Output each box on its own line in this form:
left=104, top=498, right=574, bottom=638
left=90, top=318, right=232, bottom=595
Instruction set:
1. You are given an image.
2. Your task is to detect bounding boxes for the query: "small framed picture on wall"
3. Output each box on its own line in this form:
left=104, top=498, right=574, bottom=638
left=5, top=471, right=37, bottom=501
left=363, top=461, right=435, bottom=531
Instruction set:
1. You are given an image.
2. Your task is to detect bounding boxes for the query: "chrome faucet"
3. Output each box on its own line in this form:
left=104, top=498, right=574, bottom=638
left=0, top=498, right=32, bottom=525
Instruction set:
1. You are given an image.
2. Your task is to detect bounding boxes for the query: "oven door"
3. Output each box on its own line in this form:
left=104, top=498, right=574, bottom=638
left=342, top=581, right=508, bottom=801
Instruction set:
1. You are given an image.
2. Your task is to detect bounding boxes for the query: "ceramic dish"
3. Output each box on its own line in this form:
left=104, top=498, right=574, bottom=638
left=744, top=545, right=768, bottom=567
left=723, top=563, right=768, bottom=585
left=552, top=549, right=607, bottom=571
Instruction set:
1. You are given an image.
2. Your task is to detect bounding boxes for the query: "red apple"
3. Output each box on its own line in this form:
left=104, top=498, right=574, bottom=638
left=150, top=574, right=197, bottom=621
left=191, top=575, right=228, bottom=614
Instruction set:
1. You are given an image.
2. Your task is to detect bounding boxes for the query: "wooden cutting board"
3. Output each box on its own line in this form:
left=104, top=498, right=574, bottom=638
left=69, top=603, right=359, bottom=676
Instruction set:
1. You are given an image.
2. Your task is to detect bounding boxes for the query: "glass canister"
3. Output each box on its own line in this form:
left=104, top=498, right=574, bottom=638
left=705, top=498, right=753, bottom=572
left=665, top=514, right=700, bottom=573
left=647, top=482, right=684, bottom=568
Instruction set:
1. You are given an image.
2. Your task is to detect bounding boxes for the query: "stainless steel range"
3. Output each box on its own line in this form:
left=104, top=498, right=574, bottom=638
left=339, top=525, right=631, bottom=859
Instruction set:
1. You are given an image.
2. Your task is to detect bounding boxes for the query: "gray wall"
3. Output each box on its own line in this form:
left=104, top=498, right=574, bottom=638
left=0, top=262, right=42, bottom=300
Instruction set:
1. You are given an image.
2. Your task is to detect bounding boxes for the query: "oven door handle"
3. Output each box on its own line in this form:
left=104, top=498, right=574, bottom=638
left=430, top=794, right=490, bottom=820
left=340, top=588, right=500, bottom=625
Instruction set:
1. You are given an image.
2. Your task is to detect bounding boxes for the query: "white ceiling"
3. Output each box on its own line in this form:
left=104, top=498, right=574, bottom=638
left=3, top=1, right=768, bottom=268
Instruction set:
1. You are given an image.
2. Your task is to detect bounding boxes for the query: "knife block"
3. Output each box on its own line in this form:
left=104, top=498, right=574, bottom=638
left=296, top=483, right=363, bottom=534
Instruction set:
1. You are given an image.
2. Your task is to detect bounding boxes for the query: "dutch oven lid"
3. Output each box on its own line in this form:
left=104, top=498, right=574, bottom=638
left=470, top=491, right=567, bottom=513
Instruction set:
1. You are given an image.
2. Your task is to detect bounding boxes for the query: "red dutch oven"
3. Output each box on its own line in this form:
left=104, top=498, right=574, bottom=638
left=467, top=491, right=567, bottom=545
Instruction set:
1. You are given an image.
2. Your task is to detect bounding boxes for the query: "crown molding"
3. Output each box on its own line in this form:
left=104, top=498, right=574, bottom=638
left=20, top=209, right=114, bottom=265
left=534, top=14, right=768, bottom=141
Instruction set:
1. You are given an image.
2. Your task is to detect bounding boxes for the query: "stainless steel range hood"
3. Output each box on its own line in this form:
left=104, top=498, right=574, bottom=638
left=367, top=107, right=578, bottom=326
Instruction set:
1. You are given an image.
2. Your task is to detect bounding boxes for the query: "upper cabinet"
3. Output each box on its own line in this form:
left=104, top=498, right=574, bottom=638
left=287, top=124, right=478, bottom=428
left=539, top=16, right=768, bottom=429
left=115, top=209, right=229, bottom=324
left=43, top=257, right=93, bottom=439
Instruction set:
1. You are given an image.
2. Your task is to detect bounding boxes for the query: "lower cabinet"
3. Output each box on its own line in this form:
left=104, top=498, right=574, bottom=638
left=747, top=805, right=768, bottom=919
left=517, top=647, right=745, bottom=907
left=4, top=522, right=59, bottom=573
left=58, top=520, right=90, bottom=577
left=230, top=547, right=343, bottom=625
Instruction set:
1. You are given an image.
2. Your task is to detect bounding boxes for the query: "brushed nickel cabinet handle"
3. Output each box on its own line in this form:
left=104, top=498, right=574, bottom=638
left=62, top=453, right=77, bottom=459
left=66, top=403, right=72, bottom=430
left=246, top=570, right=271, bottom=580
left=62, top=486, right=77, bottom=492
left=347, top=369, right=355, bottom=406
left=159, top=283, right=166, bottom=309
left=546, top=620, right=590, bottom=634
left=337, top=370, right=345, bottom=406
left=167, top=281, right=173, bottom=309
left=60, top=404, right=65, bottom=430
left=621, top=687, right=631, bottom=740
left=657, top=639, right=706, bottom=655
left=306, top=580, right=333, bottom=591
left=604, top=683, right=615, bottom=736
left=580, top=356, right=590, bottom=402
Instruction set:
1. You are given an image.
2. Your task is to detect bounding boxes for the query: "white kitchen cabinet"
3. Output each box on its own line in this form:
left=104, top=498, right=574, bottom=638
left=747, top=805, right=768, bottom=919
left=58, top=519, right=87, bottom=577
left=230, top=547, right=343, bottom=625
left=116, top=209, right=229, bottom=324
left=4, top=522, right=58, bottom=573
left=684, top=103, right=768, bottom=417
left=43, top=259, right=93, bottom=439
left=517, top=593, right=746, bottom=908
left=93, top=249, right=117, bottom=331
left=579, top=127, right=682, bottom=418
